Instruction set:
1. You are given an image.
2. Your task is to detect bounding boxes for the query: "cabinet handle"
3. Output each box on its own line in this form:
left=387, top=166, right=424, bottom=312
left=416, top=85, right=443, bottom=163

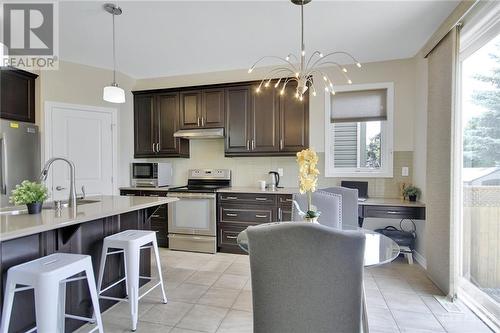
left=152, top=143, right=156, bottom=152
left=278, top=207, right=282, bottom=221
left=151, top=214, right=160, bottom=218
left=225, top=196, right=238, bottom=200
left=251, top=139, right=255, bottom=150
left=125, top=193, right=135, bottom=196
left=226, top=235, right=238, bottom=239
left=149, top=194, right=159, bottom=197
left=255, top=214, right=267, bottom=218
left=226, top=213, right=238, bottom=217
left=197, top=117, right=201, bottom=127
left=255, top=197, right=267, bottom=201
left=156, top=143, right=160, bottom=152
left=201, top=117, right=205, bottom=126
left=386, top=211, right=400, bottom=214
left=246, top=140, right=250, bottom=151
left=280, top=139, right=283, bottom=150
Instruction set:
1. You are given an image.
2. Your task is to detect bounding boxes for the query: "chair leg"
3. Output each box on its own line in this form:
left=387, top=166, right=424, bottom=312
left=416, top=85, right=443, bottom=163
left=34, top=282, right=60, bottom=333
left=85, top=267, right=104, bottom=333
left=0, top=275, right=16, bottom=333
left=152, top=239, right=168, bottom=304
left=124, top=246, right=140, bottom=331
left=97, top=243, right=109, bottom=294
left=57, top=281, right=66, bottom=332
left=362, top=283, right=370, bottom=333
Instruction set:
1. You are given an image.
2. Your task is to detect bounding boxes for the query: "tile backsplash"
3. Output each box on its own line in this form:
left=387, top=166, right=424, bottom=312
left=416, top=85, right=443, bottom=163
left=137, top=140, right=413, bottom=199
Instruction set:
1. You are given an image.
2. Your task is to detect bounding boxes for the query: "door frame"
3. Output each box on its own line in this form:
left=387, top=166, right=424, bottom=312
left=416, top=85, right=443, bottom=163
left=44, top=101, right=118, bottom=195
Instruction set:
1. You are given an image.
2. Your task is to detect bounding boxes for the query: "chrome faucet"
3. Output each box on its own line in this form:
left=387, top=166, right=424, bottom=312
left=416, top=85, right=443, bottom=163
left=40, top=157, right=77, bottom=208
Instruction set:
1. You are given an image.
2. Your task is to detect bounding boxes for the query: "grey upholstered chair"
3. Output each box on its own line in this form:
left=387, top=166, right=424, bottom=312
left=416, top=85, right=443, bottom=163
left=247, top=222, right=366, bottom=333
left=322, top=186, right=359, bottom=227
left=291, top=190, right=342, bottom=229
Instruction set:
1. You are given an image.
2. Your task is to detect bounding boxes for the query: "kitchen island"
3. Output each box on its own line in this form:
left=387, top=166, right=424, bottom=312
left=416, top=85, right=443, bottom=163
left=0, top=195, right=177, bottom=332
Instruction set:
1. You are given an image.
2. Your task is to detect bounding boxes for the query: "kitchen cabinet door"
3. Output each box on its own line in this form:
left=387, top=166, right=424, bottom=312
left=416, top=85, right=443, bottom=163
left=180, top=90, right=202, bottom=129
left=280, top=83, right=309, bottom=152
left=202, top=88, right=225, bottom=128
left=250, top=85, right=279, bottom=152
left=134, top=94, right=156, bottom=157
left=156, top=92, right=189, bottom=157
left=0, top=68, right=38, bottom=123
left=225, top=86, right=252, bottom=155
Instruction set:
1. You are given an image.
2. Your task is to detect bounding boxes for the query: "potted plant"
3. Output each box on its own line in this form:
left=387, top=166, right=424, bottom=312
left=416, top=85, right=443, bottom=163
left=10, top=180, right=48, bottom=214
left=297, top=148, right=321, bottom=222
left=403, top=185, right=421, bottom=202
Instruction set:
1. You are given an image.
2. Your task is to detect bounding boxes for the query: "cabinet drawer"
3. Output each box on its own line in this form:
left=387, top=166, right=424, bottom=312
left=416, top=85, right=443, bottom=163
left=143, top=191, right=169, bottom=197
left=278, top=194, right=293, bottom=208
left=363, top=205, right=425, bottom=220
left=120, top=190, right=142, bottom=196
left=220, top=207, right=275, bottom=223
left=219, top=226, right=244, bottom=247
left=218, top=193, right=276, bottom=205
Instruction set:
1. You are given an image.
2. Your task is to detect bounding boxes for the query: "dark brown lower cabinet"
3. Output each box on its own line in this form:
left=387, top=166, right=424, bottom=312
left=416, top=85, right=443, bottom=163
left=217, top=193, right=293, bottom=254
left=0, top=209, right=153, bottom=333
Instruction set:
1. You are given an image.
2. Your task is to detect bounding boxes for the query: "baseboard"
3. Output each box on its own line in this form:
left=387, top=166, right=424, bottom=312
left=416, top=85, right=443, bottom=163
left=413, top=250, right=427, bottom=269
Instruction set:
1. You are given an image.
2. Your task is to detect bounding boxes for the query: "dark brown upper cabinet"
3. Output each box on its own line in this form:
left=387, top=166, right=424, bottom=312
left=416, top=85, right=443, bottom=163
left=134, top=92, right=189, bottom=158
left=224, top=81, right=308, bottom=157
left=180, top=89, right=225, bottom=129
left=0, top=67, right=38, bottom=123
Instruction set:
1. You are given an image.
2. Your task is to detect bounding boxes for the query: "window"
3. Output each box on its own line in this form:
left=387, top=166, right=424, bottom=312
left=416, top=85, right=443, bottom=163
left=325, top=82, right=394, bottom=177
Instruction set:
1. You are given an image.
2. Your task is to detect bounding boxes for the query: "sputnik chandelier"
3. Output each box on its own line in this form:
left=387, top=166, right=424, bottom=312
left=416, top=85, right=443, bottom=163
left=248, top=0, right=362, bottom=101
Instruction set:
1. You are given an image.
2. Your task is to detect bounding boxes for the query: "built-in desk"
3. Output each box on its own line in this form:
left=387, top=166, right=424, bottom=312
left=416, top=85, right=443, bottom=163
left=358, top=198, right=426, bottom=227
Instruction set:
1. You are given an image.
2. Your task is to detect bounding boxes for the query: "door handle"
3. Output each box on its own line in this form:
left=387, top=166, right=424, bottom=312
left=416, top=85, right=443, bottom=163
left=278, top=207, right=282, bottom=221
left=246, top=140, right=250, bottom=151
left=156, top=143, right=160, bottom=152
left=255, top=214, right=267, bottom=218
left=280, top=139, right=283, bottom=150
left=386, top=211, right=400, bottom=214
left=197, top=117, right=201, bottom=127
left=226, top=235, right=238, bottom=239
left=56, top=186, right=66, bottom=191
left=201, top=117, right=205, bottom=126
left=225, top=196, right=238, bottom=200
left=152, top=143, right=156, bottom=153
left=226, top=213, right=238, bottom=217
left=251, top=139, right=255, bottom=150
left=255, top=197, right=267, bottom=201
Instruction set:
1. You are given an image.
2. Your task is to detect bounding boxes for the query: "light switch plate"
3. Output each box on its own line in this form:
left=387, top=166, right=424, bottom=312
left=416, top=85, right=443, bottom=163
left=402, top=167, right=409, bottom=177
left=277, top=168, right=284, bottom=177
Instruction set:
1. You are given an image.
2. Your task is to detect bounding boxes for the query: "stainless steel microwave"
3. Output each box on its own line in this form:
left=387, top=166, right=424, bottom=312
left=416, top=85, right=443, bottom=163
left=131, top=162, right=173, bottom=187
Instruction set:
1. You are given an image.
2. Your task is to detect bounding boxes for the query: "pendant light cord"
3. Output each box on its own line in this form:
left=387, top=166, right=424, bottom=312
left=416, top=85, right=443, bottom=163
left=112, top=11, right=116, bottom=84
left=300, top=2, right=304, bottom=72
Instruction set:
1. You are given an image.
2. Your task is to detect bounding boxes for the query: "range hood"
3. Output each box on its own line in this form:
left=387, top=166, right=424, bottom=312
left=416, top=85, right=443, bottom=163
left=173, top=128, right=224, bottom=139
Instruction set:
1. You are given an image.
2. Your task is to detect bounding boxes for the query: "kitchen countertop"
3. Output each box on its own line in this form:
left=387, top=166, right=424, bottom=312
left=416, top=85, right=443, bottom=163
left=217, top=187, right=300, bottom=194
left=120, top=186, right=174, bottom=191
left=0, top=195, right=178, bottom=242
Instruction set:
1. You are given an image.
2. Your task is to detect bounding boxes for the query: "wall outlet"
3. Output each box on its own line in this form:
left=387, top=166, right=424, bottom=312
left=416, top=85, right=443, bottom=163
left=402, top=167, right=409, bottom=177
left=277, top=168, right=284, bottom=177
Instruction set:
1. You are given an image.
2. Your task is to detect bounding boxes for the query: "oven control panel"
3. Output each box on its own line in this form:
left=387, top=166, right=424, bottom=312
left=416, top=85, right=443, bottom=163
left=189, top=169, right=231, bottom=180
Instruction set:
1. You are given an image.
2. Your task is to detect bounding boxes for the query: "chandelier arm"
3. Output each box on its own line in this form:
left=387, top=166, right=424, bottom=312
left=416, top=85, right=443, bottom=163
left=249, top=56, right=299, bottom=73
left=305, top=51, right=323, bottom=70
left=317, top=61, right=353, bottom=84
left=287, top=53, right=300, bottom=62
left=309, top=51, right=361, bottom=70
left=259, top=68, right=296, bottom=86
left=307, top=69, right=334, bottom=92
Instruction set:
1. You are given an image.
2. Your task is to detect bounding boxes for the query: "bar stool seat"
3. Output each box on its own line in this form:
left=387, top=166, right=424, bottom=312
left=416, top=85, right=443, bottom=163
left=0, top=253, right=103, bottom=333
left=97, top=230, right=167, bottom=332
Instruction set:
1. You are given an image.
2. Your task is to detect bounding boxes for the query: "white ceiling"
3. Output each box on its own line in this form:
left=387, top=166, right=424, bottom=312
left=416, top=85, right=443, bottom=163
left=59, top=1, right=459, bottom=79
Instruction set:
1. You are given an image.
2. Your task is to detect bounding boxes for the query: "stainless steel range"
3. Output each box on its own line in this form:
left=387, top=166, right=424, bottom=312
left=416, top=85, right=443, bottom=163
left=167, top=169, right=231, bottom=253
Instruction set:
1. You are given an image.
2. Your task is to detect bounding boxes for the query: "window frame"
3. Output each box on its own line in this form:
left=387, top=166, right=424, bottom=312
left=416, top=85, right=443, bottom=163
left=324, top=82, right=394, bottom=178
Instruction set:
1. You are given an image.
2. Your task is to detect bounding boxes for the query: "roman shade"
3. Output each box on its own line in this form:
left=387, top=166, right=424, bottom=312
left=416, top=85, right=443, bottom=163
left=331, top=89, right=387, bottom=123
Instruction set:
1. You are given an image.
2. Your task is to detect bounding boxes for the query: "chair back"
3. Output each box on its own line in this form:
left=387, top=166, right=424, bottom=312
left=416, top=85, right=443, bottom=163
left=291, top=190, right=342, bottom=228
left=247, top=222, right=365, bottom=333
left=322, top=186, right=359, bottom=227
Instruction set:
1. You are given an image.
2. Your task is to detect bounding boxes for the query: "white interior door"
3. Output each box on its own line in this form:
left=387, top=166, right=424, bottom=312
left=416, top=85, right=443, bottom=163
left=45, top=102, right=117, bottom=201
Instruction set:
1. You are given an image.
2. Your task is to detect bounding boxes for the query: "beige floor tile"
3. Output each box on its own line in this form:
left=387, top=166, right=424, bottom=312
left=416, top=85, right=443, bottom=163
left=170, top=328, right=206, bottom=333
left=375, top=277, right=415, bottom=293
left=213, top=274, right=249, bottom=290
left=198, top=287, right=241, bottom=308
left=140, top=301, right=193, bottom=326
left=367, top=306, right=399, bottom=331
left=391, top=309, right=445, bottom=332
left=104, top=297, right=157, bottom=320
left=365, top=287, right=389, bottom=309
left=382, top=291, right=432, bottom=314
left=199, top=260, right=232, bottom=272
left=364, top=277, right=379, bottom=290
left=224, top=263, right=251, bottom=276
left=99, top=315, right=174, bottom=333
left=216, top=310, right=253, bottom=333
left=232, top=291, right=253, bottom=312
left=186, top=270, right=223, bottom=286
left=242, top=279, right=252, bottom=291
left=168, top=283, right=210, bottom=303
left=176, top=304, right=229, bottom=333
left=163, top=267, right=197, bottom=283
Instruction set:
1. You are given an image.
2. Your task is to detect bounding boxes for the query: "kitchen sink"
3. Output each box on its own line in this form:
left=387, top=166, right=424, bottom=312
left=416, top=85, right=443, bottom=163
left=0, top=199, right=101, bottom=215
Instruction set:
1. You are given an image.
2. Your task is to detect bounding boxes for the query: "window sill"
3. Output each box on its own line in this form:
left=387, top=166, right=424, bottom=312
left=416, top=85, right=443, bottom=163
left=324, top=170, right=394, bottom=178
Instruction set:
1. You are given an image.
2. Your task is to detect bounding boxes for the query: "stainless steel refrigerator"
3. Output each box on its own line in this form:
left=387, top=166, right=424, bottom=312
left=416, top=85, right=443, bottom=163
left=0, top=120, right=40, bottom=208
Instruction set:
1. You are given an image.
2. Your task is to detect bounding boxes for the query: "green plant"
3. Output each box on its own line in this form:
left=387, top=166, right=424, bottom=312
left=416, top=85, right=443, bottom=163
left=9, top=180, right=48, bottom=205
left=402, top=185, right=421, bottom=199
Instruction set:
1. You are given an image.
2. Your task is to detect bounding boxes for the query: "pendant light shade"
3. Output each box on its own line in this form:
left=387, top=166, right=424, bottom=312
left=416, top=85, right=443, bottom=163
left=103, top=3, right=125, bottom=104
left=103, top=84, right=125, bottom=103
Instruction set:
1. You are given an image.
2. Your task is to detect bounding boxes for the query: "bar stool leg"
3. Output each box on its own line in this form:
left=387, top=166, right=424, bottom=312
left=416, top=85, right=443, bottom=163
left=97, top=243, right=109, bottom=294
left=0, top=275, right=16, bottom=333
left=125, top=246, right=140, bottom=331
left=34, top=281, right=60, bottom=333
left=152, top=239, right=167, bottom=304
left=85, top=266, right=104, bottom=333
left=57, top=281, right=66, bottom=332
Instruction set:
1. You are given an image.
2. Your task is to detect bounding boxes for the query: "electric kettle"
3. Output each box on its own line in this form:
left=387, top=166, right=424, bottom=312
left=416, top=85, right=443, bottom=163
left=268, top=171, right=281, bottom=190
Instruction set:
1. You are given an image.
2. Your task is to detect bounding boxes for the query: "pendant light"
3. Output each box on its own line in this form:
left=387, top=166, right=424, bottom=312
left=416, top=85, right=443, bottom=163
left=249, top=0, right=362, bottom=101
left=103, top=3, right=125, bottom=104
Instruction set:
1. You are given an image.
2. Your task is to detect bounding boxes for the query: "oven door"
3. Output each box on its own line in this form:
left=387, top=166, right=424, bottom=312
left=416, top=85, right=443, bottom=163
left=132, top=163, right=155, bottom=179
left=167, top=192, right=216, bottom=236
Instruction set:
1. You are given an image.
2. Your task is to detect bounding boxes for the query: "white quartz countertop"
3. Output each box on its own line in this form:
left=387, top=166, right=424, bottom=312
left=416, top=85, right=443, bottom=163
left=217, top=187, right=300, bottom=194
left=0, top=195, right=178, bottom=242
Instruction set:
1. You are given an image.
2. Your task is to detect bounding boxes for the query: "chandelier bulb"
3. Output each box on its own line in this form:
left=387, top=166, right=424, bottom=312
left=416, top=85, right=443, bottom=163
left=331, top=90, right=336, bottom=95
left=280, top=89, right=285, bottom=95
left=286, top=56, right=290, bottom=61
left=295, top=92, right=299, bottom=98
left=323, top=76, right=327, bottom=81
left=299, top=95, right=303, bottom=101
left=312, top=91, right=317, bottom=96
left=248, top=67, right=254, bottom=74
left=319, top=53, right=324, bottom=58
left=324, top=87, right=329, bottom=92
left=356, top=62, right=362, bottom=68
left=348, top=79, right=353, bottom=84
left=301, top=50, right=305, bottom=56
left=256, top=87, right=261, bottom=93
left=329, top=82, right=333, bottom=88
left=295, top=72, right=300, bottom=78
left=342, top=68, right=348, bottom=73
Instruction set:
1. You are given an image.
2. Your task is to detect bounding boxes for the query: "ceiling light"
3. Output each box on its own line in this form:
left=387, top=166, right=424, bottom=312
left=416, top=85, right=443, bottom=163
left=248, top=0, right=362, bottom=100
left=103, top=3, right=125, bottom=104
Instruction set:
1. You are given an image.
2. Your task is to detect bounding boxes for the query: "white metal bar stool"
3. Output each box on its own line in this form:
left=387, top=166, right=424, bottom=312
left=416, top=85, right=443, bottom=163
left=97, top=230, right=167, bottom=331
left=0, top=253, right=104, bottom=333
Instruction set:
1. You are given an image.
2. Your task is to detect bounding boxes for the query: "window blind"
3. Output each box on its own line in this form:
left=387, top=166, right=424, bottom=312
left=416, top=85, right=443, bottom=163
left=331, top=89, right=387, bottom=123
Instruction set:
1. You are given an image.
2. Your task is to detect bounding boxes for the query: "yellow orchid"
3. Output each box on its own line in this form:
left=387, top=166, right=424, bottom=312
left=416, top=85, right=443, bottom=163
left=296, top=149, right=320, bottom=218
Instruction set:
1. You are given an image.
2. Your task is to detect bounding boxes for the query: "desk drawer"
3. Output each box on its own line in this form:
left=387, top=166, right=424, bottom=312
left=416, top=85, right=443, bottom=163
left=363, top=205, right=425, bottom=220
left=218, top=193, right=276, bottom=205
left=220, top=207, right=275, bottom=223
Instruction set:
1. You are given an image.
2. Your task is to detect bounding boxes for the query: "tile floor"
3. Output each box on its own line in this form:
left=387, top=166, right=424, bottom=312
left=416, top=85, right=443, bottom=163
left=78, top=249, right=493, bottom=333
